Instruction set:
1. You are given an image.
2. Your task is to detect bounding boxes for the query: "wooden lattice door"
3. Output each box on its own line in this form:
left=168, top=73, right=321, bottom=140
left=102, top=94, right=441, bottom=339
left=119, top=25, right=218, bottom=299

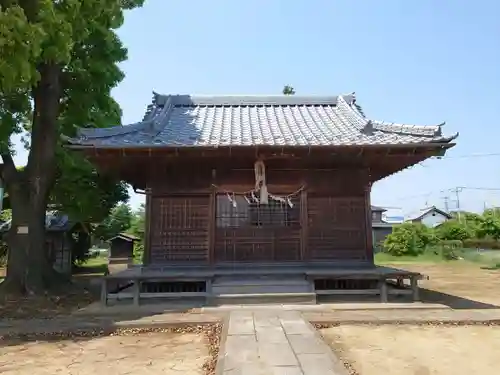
left=214, top=194, right=302, bottom=262
left=307, top=196, right=368, bottom=261
left=149, top=195, right=210, bottom=263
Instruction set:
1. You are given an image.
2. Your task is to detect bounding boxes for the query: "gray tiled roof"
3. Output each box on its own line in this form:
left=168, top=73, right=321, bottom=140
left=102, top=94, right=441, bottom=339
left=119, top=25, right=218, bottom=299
left=66, top=93, right=458, bottom=148
left=0, top=212, right=72, bottom=233
left=371, top=205, right=387, bottom=212
left=405, top=206, right=453, bottom=222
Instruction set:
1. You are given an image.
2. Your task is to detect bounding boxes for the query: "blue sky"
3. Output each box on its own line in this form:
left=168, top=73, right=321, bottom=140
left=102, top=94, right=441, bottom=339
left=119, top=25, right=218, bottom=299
left=12, top=0, right=500, bottom=215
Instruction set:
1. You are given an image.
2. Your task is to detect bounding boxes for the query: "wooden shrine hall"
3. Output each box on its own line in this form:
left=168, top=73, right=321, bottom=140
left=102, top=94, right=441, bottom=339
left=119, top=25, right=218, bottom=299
left=65, top=92, right=458, bottom=305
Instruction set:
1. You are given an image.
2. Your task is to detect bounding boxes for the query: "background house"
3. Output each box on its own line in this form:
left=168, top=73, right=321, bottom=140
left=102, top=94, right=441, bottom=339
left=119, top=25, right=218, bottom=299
left=405, top=206, right=452, bottom=227
left=371, top=205, right=394, bottom=248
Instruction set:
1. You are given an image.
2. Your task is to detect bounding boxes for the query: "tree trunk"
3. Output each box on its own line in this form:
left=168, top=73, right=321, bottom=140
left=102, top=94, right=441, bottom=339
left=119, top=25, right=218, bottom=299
left=0, top=63, right=66, bottom=296
left=0, top=180, right=67, bottom=294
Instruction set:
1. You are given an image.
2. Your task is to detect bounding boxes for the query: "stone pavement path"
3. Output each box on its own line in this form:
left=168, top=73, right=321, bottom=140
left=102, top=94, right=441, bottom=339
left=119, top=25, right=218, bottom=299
left=221, top=310, right=346, bottom=375
left=303, top=308, right=500, bottom=324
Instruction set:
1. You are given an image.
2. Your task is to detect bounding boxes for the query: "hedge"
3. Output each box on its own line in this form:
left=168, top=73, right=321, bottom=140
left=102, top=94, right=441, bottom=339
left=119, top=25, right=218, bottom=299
left=462, top=238, right=500, bottom=250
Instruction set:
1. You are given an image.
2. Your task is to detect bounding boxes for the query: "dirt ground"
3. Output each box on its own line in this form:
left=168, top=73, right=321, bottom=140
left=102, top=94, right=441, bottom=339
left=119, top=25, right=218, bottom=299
left=0, top=332, right=209, bottom=375
left=321, top=324, right=500, bottom=375
left=394, top=263, right=500, bottom=307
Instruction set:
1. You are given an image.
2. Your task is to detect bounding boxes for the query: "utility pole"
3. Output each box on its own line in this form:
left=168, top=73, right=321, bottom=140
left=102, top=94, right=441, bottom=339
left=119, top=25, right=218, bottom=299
left=453, top=187, right=463, bottom=221
left=443, top=195, right=450, bottom=213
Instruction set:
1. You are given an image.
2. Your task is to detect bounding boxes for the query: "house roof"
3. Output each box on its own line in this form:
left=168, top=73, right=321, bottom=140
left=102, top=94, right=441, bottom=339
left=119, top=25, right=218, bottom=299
left=0, top=211, right=75, bottom=233
left=109, top=233, right=140, bottom=242
left=405, top=206, right=452, bottom=222
left=65, top=92, right=458, bottom=148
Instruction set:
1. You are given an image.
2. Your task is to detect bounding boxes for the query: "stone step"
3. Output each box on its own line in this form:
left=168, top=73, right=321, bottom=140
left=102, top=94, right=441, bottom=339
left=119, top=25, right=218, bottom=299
left=212, top=275, right=309, bottom=286
left=209, top=292, right=317, bottom=305
left=211, top=275, right=313, bottom=295
left=211, top=284, right=312, bottom=295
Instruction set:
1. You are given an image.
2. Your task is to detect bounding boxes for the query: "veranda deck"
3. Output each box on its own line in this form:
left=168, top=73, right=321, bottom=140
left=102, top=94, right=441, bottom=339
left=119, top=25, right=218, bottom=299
left=101, top=264, right=425, bottom=306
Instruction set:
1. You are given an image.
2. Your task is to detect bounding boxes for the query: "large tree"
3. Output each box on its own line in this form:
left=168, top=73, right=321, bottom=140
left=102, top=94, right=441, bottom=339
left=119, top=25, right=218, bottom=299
left=0, top=0, right=143, bottom=294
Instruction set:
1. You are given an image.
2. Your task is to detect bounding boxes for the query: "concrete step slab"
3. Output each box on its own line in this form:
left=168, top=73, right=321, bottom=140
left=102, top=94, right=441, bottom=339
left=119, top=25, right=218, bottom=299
left=210, top=293, right=317, bottom=306
left=212, top=285, right=312, bottom=294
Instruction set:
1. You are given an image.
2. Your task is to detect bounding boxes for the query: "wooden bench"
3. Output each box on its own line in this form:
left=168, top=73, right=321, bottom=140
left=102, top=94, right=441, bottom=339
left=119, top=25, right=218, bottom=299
left=308, top=266, right=427, bottom=302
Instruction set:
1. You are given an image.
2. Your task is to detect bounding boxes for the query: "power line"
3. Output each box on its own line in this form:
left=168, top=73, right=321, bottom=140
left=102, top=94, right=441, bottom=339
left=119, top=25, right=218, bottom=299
left=434, top=152, right=500, bottom=160
left=392, top=186, right=500, bottom=202
left=457, top=186, right=500, bottom=191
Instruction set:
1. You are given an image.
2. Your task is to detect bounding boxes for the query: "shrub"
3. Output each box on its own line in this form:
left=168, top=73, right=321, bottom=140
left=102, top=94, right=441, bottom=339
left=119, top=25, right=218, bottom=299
left=383, top=222, right=435, bottom=256
left=133, top=241, right=144, bottom=263
left=0, top=239, right=7, bottom=267
left=438, top=240, right=463, bottom=260
left=435, top=220, right=471, bottom=241
left=463, top=238, right=500, bottom=250
left=439, top=239, right=463, bottom=249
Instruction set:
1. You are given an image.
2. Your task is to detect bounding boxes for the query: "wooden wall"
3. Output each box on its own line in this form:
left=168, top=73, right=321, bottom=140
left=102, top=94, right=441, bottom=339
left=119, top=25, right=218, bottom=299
left=145, top=167, right=372, bottom=265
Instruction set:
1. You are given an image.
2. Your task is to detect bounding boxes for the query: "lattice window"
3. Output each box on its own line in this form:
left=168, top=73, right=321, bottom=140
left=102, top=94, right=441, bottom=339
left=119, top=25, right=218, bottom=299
left=216, top=194, right=300, bottom=228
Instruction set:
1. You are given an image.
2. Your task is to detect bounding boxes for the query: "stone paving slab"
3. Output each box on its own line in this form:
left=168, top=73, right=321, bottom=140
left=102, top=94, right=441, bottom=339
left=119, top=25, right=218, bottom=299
left=219, top=311, right=347, bottom=375
left=0, top=312, right=222, bottom=335
left=304, top=308, right=500, bottom=324
left=202, top=302, right=449, bottom=312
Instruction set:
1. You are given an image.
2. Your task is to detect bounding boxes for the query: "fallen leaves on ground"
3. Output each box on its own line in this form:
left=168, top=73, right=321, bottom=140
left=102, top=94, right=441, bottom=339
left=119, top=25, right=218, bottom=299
left=0, top=289, right=96, bottom=320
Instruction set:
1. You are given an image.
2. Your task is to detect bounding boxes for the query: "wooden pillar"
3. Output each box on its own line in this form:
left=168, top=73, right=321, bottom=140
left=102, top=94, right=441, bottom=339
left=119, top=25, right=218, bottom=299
left=364, top=181, right=374, bottom=264
left=411, top=276, right=420, bottom=301
left=100, top=278, right=108, bottom=306
left=132, top=278, right=140, bottom=306
left=379, top=279, right=388, bottom=303
left=208, top=186, right=216, bottom=264
left=143, top=187, right=153, bottom=265
left=300, top=188, right=308, bottom=261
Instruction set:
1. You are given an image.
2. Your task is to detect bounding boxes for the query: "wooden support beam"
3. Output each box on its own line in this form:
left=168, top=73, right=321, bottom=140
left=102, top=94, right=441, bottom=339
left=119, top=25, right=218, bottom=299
left=133, top=279, right=140, bottom=306
left=100, top=278, right=108, bottom=306
left=300, top=188, right=308, bottom=261
left=411, top=276, right=420, bottom=301
left=143, top=187, right=153, bottom=265
left=364, top=182, right=374, bottom=263
left=379, top=280, right=388, bottom=303
left=208, top=185, right=216, bottom=264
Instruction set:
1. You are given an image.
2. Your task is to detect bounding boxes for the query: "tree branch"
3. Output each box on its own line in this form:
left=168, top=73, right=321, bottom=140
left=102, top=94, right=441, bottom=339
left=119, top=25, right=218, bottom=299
left=0, top=152, right=19, bottom=184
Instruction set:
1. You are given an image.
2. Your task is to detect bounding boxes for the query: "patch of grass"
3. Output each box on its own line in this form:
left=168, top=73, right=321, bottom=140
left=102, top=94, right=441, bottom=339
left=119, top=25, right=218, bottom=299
left=73, top=256, right=109, bottom=275
left=375, top=251, right=445, bottom=264
left=457, top=248, right=500, bottom=268
left=376, top=247, right=500, bottom=269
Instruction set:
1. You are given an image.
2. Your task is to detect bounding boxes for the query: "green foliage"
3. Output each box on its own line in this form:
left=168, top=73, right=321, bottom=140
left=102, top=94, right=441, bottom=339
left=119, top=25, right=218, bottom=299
left=475, top=211, right=500, bottom=239
left=51, top=152, right=129, bottom=223
left=435, top=220, right=470, bottom=241
left=0, top=0, right=144, bottom=199
left=282, top=85, right=295, bottom=95
left=0, top=0, right=144, bottom=292
left=128, top=204, right=145, bottom=263
left=439, top=240, right=463, bottom=249
left=383, top=222, right=435, bottom=256
left=133, top=241, right=144, bottom=263
left=0, top=209, right=12, bottom=222
left=69, top=228, right=91, bottom=265
left=381, top=209, right=500, bottom=260
left=0, top=209, right=11, bottom=262
left=0, top=241, right=6, bottom=265
left=438, top=240, right=463, bottom=260
left=128, top=203, right=145, bottom=240
left=93, top=203, right=133, bottom=241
